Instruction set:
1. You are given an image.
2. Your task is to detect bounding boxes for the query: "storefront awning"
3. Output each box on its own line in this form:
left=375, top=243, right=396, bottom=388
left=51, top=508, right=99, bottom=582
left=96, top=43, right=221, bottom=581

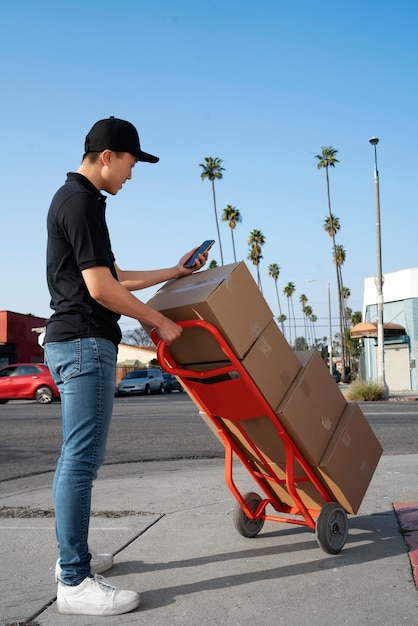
left=350, top=321, right=406, bottom=339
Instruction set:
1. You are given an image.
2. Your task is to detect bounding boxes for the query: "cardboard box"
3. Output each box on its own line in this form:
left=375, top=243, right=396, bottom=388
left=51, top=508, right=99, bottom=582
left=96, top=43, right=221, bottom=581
left=199, top=412, right=327, bottom=512
left=241, top=320, right=301, bottom=410
left=144, top=262, right=273, bottom=365
left=182, top=321, right=300, bottom=412
left=316, top=402, right=383, bottom=514
left=263, top=463, right=328, bottom=512
left=275, top=350, right=347, bottom=465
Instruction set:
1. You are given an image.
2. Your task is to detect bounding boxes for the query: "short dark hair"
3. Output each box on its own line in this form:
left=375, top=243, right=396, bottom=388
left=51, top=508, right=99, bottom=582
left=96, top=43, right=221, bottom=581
left=81, top=151, right=127, bottom=164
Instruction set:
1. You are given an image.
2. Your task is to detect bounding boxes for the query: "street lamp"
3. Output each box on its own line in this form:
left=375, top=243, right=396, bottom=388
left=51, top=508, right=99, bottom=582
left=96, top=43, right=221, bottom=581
left=308, top=279, right=333, bottom=376
left=369, top=137, right=388, bottom=396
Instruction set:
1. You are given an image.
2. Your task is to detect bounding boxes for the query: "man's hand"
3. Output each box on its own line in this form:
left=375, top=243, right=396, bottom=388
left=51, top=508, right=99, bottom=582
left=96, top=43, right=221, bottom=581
left=177, top=247, right=208, bottom=276
left=154, top=316, right=183, bottom=345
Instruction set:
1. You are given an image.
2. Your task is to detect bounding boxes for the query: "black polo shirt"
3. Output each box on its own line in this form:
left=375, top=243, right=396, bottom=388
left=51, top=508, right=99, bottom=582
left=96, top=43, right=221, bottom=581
left=45, top=172, right=121, bottom=347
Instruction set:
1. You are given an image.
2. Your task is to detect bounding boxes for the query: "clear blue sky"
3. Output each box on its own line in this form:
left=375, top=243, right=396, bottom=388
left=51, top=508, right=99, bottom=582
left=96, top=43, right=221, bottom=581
left=1, top=0, right=417, bottom=339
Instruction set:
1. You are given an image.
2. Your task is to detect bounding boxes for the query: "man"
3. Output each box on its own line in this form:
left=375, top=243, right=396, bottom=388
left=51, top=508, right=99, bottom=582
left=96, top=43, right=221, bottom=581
left=44, top=116, right=207, bottom=616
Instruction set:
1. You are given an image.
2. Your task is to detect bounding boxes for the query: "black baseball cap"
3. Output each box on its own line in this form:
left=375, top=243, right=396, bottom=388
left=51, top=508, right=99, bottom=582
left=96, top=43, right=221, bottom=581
left=84, top=116, right=159, bottom=163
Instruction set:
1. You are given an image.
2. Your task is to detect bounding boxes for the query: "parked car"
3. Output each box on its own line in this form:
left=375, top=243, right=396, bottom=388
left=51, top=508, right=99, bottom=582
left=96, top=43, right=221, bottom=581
left=0, top=363, right=60, bottom=404
left=162, top=373, right=183, bottom=393
left=116, top=368, right=164, bottom=396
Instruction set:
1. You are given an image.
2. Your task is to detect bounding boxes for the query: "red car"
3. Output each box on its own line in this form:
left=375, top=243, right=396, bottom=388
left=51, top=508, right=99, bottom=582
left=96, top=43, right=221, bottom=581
left=0, top=363, right=60, bottom=404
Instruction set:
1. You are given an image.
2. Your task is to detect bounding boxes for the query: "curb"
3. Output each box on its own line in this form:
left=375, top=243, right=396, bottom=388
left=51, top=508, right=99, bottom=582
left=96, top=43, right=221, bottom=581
left=393, top=502, right=418, bottom=586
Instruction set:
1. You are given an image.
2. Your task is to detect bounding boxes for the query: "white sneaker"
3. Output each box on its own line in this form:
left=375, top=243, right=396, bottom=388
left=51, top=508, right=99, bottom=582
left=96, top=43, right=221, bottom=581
left=57, top=573, right=140, bottom=616
left=55, top=550, right=114, bottom=583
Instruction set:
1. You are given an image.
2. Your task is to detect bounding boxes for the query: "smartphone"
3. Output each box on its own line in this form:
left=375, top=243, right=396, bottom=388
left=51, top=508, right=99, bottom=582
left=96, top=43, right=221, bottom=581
left=184, top=239, right=215, bottom=268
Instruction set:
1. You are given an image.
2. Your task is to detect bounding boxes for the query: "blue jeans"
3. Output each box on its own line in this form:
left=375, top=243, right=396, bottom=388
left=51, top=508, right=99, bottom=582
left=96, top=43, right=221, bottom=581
left=45, top=337, right=117, bottom=586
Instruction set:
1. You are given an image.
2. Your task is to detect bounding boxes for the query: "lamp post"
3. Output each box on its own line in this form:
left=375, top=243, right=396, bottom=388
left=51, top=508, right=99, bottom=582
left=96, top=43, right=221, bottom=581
left=369, top=137, right=388, bottom=396
left=308, top=279, right=333, bottom=376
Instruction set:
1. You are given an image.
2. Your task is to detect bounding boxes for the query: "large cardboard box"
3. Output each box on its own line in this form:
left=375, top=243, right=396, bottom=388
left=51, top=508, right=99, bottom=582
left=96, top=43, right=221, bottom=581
left=182, top=321, right=300, bottom=411
left=199, top=412, right=327, bottom=511
left=316, top=402, right=383, bottom=514
left=145, top=262, right=273, bottom=365
left=241, top=320, right=301, bottom=410
left=275, top=350, right=347, bottom=465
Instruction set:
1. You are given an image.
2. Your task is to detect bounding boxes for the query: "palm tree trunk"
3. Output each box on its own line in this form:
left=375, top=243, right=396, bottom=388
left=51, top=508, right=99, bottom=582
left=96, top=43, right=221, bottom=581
left=231, top=230, right=237, bottom=262
left=326, top=168, right=346, bottom=381
left=211, top=180, right=224, bottom=265
left=257, top=264, right=262, bottom=293
left=287, top=299, right=292, bottom=345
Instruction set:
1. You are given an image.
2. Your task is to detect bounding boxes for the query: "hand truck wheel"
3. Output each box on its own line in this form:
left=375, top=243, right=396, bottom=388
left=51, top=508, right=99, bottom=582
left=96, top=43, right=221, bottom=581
left=316, top=502, right=349, bottom=554
left=233, top=492, right=265, bottom=538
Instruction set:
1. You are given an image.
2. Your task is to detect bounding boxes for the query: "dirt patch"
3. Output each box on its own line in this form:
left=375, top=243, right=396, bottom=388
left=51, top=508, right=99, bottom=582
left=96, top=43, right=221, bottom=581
left=0, top=506, right=155, bottom=518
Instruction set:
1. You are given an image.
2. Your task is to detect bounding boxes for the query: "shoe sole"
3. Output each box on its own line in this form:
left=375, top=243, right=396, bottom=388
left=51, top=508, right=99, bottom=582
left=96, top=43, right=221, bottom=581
left=57, top=595, right=141, bottom=616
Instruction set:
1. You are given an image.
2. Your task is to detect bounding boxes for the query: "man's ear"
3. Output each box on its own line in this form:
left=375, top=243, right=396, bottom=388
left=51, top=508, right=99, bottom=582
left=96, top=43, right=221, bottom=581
left=101, top=150, right=113, bottom=166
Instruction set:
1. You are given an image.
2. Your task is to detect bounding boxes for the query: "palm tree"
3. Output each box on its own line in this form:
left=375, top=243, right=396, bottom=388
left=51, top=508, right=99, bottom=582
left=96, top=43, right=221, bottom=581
left=283, top=282, right=296, bottom=345
left=248, top=229, right=266, bottom=292
left=268, top=263, right=284, bottom=334
left=342, top=286, right=351, bottom=317
left=222, top=205, right=242, bottom=262
left=278, top=313, right=287, bottom=337
left=299, top=293, right=308, bottom=343
left=199, top=157, right=225, bottom=265
left=310, top=313, right=318, bottom=347
left=333, top=243, right=348, bottom=369
left=303, top=304, right=313, bottom=348
left=323, top=214, right=347, bottom=373
left=315, top=146, right=346, bottom=380
left=323, top=213, right=340, bottom=238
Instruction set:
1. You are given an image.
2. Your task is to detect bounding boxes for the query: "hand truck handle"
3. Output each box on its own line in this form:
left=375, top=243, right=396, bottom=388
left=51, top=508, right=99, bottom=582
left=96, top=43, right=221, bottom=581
left=150, top=319, right=239, bottom=380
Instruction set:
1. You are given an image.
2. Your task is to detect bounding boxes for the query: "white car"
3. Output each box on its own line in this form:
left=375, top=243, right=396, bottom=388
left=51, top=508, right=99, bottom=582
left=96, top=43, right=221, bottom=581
left=116, top=368, right=164, bottom=396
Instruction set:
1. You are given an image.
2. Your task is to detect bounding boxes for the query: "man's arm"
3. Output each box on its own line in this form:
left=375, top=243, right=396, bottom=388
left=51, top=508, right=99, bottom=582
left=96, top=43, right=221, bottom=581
left=81, top=266, right=182, bottom=344
left=114, top=248, right=207, bottom=291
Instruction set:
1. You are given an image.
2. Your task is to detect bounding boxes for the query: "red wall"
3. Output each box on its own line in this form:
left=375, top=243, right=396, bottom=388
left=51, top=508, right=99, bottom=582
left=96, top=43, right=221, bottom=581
left=0, top=311, right=46, bottom=363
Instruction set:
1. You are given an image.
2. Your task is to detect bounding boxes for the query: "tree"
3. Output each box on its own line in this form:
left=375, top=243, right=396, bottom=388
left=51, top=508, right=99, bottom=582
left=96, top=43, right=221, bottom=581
left=248, top=229, right=266, bottom=292
left=323, top=214, right=348, bottom=374
left=122, top=327, right=154, bottom=347
left=222, top=205, right=242, bottom=262
left=310, top=313, right=318, bottom=347
left=199, top=157, right=225, bottom=265
left=323, top=213, right=340, bottom=238
left=268, top=263, right=284, bottom=335
left=294, top=336, right=308, bottom=350
left=283, top=282, right=296, bottom=345
left=208, top=259, right=219, bottom=269
left=315, top=146, right=346, bottom=381
left=303, top=304, right=313, bottom=347
left=299, top=293, right=308, bottom=343
left=278, top=313, right=287, bottom=333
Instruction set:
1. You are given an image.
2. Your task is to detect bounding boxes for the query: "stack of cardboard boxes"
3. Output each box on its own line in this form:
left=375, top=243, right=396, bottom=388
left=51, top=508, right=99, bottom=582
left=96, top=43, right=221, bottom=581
left=145, top=261, right=382, bottom=515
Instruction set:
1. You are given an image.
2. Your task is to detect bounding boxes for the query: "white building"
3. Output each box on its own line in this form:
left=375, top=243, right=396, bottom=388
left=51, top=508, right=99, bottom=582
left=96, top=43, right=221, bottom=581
left=359, top=268, right=418, bottom=391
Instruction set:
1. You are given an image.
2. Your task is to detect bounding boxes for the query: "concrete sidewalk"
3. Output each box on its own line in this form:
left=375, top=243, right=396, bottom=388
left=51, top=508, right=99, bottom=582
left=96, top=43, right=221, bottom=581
left=1, top=453, right=418, bottom=625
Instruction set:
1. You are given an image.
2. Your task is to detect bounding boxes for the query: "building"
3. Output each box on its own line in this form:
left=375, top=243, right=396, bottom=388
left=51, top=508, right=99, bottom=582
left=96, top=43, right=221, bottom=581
left=116, top=343, right=157, bottom=384
left=0, top=311, right=46, bottom=366
left=355, top=268, right=418, bottom=391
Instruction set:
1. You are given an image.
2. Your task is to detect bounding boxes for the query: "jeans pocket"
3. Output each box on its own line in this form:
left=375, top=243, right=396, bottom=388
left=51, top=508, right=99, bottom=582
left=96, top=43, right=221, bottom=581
left=45, top=339, right=81, bottom=383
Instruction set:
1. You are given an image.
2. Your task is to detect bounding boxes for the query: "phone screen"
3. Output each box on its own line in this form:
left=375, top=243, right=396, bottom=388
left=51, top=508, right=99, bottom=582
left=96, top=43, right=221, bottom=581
left=184, top=240, right=215, bottom=268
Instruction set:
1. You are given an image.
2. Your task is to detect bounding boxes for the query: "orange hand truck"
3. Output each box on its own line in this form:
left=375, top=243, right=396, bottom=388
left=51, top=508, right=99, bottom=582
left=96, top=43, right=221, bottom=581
left=152, top=319, right=349, bottom=554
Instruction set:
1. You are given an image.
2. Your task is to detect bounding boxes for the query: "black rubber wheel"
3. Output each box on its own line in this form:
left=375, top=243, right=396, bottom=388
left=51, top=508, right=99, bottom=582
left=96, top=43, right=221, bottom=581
left=144, top=385, right=151, bottom=395
left=233, top=492, right=265, bottom=538
left=316, top=502, right=349, bottom=554
left=35, top=386, right=53, bottom=404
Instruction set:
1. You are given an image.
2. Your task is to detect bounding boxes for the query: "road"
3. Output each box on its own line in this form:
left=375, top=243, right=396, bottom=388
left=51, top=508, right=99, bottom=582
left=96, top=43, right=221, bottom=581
left=1, top=394, right=418, bottom=483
